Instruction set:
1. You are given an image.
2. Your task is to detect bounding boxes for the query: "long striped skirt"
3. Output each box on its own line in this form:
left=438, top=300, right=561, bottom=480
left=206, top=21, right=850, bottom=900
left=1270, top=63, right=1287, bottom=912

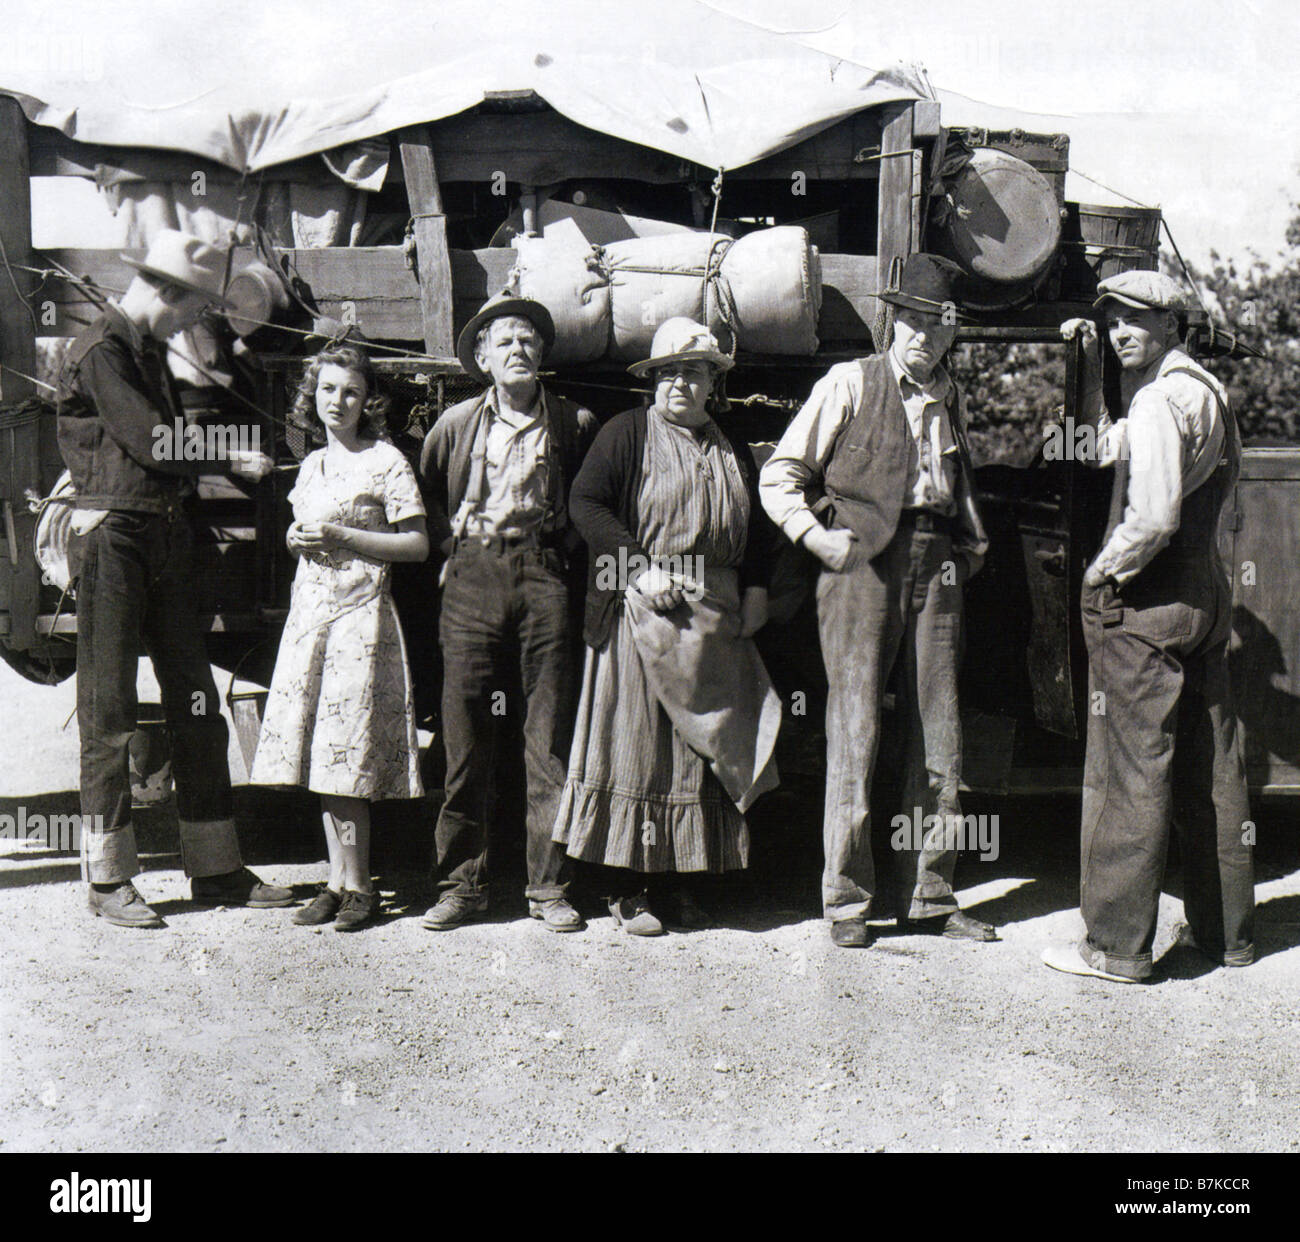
left=552, top=609, right=749, bottom=874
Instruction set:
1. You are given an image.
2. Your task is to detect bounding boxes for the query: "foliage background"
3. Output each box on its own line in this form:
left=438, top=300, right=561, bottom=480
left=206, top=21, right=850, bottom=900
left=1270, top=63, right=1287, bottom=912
left=951, top=205, right=1300, bottom=466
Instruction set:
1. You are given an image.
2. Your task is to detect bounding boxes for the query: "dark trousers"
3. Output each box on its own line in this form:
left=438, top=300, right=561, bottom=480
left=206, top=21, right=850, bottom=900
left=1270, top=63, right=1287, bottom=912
left=817, top=522, right=966, bottom=921
left=1080, top=577, right=1254, bottom=978
left=435, top=541, right=574, bottom=901
left=72, top=510, right=241, bottom=884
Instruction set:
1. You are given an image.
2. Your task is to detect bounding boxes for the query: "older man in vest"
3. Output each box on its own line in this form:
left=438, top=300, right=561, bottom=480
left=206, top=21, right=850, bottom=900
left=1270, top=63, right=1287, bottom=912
left=1044, top=271, right=1254, bottom=982
left=760, top=254, right=996, bottom=948
left=419, top=292, right=598, bottom=932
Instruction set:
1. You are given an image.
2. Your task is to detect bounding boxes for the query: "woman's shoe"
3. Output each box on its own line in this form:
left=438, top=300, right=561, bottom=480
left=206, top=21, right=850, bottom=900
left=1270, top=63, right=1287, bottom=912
left=334, top=888, right=380, bottom=932
left=609, top=893, right=664, bottom=936
left=292, top=885, right=342, bottom=926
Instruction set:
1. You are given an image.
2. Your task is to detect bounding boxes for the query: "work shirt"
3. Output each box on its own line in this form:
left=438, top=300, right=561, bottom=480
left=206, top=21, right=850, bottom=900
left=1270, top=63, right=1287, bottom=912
left=892, top=349, right=961, bottom=515
left=453, top=387, right=559, bottom=540
left=1088, top=348, right=1228, bottom=585
left=759, top=347, right=962, bottom=547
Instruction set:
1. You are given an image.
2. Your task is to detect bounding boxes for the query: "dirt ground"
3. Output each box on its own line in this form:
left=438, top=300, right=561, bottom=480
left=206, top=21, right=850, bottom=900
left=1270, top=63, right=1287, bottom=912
left=2, top=659, right=1298, bottom=1154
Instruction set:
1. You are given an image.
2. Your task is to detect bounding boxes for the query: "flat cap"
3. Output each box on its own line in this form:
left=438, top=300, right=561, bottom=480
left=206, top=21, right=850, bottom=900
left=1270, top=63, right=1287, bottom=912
left=1093, top=270, right=1192, bottom=312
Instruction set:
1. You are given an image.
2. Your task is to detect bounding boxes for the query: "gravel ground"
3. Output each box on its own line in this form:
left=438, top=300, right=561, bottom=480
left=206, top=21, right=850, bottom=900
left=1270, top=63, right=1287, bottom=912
left=2, top=660, right=1298, bottom=1153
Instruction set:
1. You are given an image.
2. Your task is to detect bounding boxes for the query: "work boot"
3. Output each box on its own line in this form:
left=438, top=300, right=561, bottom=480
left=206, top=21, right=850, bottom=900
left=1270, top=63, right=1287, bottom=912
left=334, top=889, right=380, bottom=932
left=88, top=882, right=164, bottom=929
left=422, top=891, right=488, bottom=931
left=191, top=867, right=295, bottom=908
left=529, top=897, right=584, bottom=932
left=901, top=910, right=999, bottom=941
left=829, top=917, right=871, bottom=948
left=292, top=885, right=343, bottom=926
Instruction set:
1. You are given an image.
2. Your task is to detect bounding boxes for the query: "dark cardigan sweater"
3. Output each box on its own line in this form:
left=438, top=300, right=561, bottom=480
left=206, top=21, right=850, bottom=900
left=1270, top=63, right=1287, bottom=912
left=570, top=405, right=775, bottom=649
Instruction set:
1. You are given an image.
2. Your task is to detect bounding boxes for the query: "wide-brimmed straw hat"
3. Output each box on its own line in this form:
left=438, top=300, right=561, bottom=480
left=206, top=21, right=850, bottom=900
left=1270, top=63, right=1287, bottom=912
left=122, top=229, right=234, bottom=307
left=456, top=291, right=556, bottom=385
left=627, top=317, right=735, bottom=378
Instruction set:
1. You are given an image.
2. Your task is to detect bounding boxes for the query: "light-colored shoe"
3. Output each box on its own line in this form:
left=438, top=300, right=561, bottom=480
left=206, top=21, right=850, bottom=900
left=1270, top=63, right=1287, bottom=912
left=609, top=894, right=664, bottom=937
left=1041, top=942, right=1140, bottom=983
left=529, top=897, right=584, bottom=932
left=421, top=891, right=488, bottom=931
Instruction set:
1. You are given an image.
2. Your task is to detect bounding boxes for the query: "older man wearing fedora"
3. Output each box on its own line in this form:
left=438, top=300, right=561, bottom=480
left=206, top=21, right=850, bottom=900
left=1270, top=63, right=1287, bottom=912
left=1043, top=271, right=1254, bottom=982
left=418, top=291, right=598, bottom=932
left=57, top=228, right=291, bottom=927
left=761, top=253, right=996, bottom=948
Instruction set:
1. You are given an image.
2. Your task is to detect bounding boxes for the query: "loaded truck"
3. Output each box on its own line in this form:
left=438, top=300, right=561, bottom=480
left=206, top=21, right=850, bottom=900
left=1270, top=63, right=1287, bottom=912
left=1, top=48, right=1295, bottom=799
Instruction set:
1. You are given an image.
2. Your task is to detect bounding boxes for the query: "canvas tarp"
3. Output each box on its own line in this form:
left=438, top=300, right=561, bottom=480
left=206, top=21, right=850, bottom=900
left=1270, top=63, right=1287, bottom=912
left=0, top=0, right=930, bottom=175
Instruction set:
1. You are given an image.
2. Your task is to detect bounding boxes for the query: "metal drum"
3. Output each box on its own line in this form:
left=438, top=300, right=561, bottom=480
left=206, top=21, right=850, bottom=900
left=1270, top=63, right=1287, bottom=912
left=933, top=148, right=1063, bottom=309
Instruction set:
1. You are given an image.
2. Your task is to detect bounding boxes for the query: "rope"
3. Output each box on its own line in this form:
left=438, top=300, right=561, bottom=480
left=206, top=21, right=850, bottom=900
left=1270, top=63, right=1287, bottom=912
left=0, top=232, right=42, bottom=338
left=0, top=231, right=41, bottom=338
left=1070, top=167, right=1152, bottom=208
left=0, top=364, right=58, bottom=396
left=1159, top=220, right=1208, bottom=314
left=697, top=168, right=741, bottom=357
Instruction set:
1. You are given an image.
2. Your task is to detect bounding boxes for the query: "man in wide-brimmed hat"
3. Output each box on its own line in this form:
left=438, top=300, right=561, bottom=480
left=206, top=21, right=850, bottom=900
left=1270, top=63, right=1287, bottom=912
left=760, top=253, right=996, bottom=948
left=418, top=290, right=598, bottom=932
left=57, top=228, right=291, bottom=927
left=1043, top=271, right=1254, bottom=983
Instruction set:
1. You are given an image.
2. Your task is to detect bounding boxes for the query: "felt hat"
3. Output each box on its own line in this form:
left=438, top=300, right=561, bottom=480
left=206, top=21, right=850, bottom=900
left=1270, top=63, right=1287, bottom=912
left=878, top=253, right=973, bottom=321
left=122, top=229, right=234, bottom=306
left=627, top=317, right=735, bottom=378
left=456, top=291, right=555, bottom=385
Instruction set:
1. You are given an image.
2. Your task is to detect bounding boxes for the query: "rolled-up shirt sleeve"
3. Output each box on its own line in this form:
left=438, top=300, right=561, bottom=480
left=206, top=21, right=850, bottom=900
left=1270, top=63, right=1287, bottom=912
left=1091, top=389, right=1184, bottom=584
left=759, top=365, right=859, bottom=546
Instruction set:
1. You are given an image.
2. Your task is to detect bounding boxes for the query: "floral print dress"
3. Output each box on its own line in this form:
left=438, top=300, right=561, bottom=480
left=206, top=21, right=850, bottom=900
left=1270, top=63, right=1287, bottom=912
left=251, top=440, right=425, bottom=799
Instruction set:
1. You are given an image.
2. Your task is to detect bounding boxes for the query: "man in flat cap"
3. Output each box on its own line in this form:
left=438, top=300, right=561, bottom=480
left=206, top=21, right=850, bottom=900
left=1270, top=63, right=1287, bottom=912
left=760, top=254, right=996, bottom=948
left=57, top=228, right=291, bottom=927
left=419, top=292, right=598, bottom=932
left=1044, top=271, right=1254, bottom=982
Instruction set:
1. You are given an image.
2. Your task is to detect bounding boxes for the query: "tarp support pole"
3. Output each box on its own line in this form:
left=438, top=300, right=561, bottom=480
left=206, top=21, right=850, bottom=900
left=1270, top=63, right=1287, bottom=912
left=0, top=98, right=41, bottom=651
left=398, top=126, right=456, bottom=360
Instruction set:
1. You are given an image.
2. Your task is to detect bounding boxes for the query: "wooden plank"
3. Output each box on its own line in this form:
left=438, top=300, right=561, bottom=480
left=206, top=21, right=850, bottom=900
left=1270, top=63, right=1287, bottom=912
left=874, top=102, right=915, bottom=350
left=817, top=253, right=878, bottom=343
left=913, top=100, right=943, bottom=139
left=397, top=127, right=455, bottom=357
left=37, top=245, right=515, bottom=341
left=0, top=97, right=41, bottom=652
left=36, top=246, right=901, bottom=350
left=910, top=148, right=923, bottom=252
left=946, top=127, right=1070, bottom=173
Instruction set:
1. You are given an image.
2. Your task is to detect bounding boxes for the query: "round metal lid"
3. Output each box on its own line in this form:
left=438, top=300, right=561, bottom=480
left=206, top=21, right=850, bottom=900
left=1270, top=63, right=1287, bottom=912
left=940, top=148, right=1062, bottom=284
